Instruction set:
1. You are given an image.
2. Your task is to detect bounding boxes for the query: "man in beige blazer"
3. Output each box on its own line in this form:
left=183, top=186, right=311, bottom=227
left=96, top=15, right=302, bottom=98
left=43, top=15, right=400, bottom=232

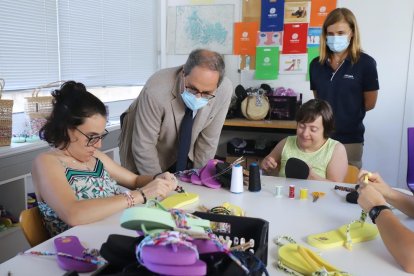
left=119, top=49, right=233, bottom=175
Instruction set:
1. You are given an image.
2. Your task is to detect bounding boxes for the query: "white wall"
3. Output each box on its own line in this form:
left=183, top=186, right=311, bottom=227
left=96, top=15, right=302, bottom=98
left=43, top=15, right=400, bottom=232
left=163, top=0, right=414, bottom=187
left=340, top=0, right=414, bottom=188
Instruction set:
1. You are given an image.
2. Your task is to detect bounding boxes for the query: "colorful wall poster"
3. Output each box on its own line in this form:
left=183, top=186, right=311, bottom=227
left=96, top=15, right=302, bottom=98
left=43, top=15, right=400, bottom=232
left=255, top=47, right=279, bottom=80
left=279, top=53, right=308, bottom=75
left=233, top=22, right=259, bottom=55
left=260, top=0, right=285, bottom=32
left=307, top=28, right=321, bottom=47
left=310, top=0, right=337, bottom=27
left=282, top=23, right=308, bottom=54
left=307, top=47, right=319, bottom=80
left=257, top=31, right=283, bottom=47
left=284, top=1, right=310, bottom=23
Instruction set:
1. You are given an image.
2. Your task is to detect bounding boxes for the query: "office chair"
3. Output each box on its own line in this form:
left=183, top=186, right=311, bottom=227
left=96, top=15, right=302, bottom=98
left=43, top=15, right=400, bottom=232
left=344, top=165, right=359, bottom=184
left=19, top=206, right=50, bottom=247
left=408, top=127, right=414, bottom=193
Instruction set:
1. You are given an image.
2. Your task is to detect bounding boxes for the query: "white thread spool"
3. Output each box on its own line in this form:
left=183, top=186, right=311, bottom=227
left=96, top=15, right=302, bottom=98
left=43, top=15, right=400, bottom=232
left=274, top=185, right=283, bottom=198
left=230, top=164, right=244, bottom=193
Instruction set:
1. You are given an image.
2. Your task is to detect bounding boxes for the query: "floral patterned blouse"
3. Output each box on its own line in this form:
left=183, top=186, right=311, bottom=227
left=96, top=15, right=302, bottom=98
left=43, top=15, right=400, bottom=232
left=38, top=157, right=121, bottom=236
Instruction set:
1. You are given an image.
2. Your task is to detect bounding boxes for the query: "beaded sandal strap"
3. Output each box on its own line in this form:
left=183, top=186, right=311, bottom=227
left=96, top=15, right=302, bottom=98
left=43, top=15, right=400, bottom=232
left=135, top=230, right=198, bottom=265
left=344, top=210, right=367, bottom=250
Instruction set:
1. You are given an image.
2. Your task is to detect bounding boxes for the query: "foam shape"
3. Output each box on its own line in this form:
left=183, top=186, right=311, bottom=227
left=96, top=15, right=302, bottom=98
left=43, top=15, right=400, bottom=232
left=200, top=159, right=222, bottom=189
left=285, top=157, right=309, bottom=179
left=54, top=236, right=97, bottom=273
left=142, top=244, right=197, bottom=265
left=307, top=222, right=378, bottom=249
left=120, top=206, right=210, bottom=233
left=192, top=239, right=221, bottom=254
left=160, top=193, right=199, bottom=209
left=278, top=243, right=340, bottom=275
left=144, top=259, right=206, bottom=276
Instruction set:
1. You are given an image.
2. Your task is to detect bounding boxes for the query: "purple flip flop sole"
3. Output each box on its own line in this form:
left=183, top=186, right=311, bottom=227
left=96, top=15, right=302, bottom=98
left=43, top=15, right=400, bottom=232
left=54, top=236, right=97, bottom=273
left=144, top=259, right=206, bottom=276
left=142, top=244, right=197, bottom=265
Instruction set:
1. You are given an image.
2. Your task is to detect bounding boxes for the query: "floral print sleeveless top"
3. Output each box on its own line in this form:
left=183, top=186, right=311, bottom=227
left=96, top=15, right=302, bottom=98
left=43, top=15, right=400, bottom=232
left=38, top=158, right=121, bottom=236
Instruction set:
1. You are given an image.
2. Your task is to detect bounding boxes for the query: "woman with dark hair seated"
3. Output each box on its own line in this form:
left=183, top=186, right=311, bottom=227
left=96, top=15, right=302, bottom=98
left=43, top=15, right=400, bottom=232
left=261, top=99, right=348, bottom=182
left=32, top=81, right=177, bottom=236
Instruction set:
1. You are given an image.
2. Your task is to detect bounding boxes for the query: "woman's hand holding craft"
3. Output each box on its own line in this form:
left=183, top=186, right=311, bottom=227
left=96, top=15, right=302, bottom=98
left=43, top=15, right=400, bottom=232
left=357, top=170, right=393, bottom=199
left=139, top=178, right=177, bottom=202
left=261, top=155, right=278, bottom=171
left=357, top=184, right=387, bottom=212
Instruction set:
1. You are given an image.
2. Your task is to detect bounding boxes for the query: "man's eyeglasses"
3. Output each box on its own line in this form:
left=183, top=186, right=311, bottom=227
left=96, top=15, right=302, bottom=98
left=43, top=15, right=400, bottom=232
left=75, top=128, right=109, bottom=146
left=184, top=76, right=216, bottom=100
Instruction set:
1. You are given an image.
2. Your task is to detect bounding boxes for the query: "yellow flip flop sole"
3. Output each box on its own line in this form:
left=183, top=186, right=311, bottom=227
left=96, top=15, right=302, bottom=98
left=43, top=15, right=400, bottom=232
left=307, top=222, right=378, bottom=249
left=160, top=193, right=199, bottom=209
left=278, top=243, right=342, bottom=275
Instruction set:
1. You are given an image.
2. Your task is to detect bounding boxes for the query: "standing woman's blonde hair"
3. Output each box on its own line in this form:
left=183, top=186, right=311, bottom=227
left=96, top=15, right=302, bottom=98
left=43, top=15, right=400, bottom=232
left=319, top=8, right=362, bottom=64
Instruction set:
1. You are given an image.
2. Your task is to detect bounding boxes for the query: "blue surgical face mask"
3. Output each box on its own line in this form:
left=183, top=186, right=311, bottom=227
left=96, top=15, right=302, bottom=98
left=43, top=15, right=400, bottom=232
left=326, top=35, right=350, bottom=53
left=181, top=90, right=209, bottom=111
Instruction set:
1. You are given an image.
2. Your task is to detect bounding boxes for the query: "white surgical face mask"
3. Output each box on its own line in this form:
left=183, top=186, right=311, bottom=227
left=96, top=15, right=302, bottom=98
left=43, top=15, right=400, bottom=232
left=326, top=35, right=350, bottom=53
left=181, top=90, right=208, bottom=111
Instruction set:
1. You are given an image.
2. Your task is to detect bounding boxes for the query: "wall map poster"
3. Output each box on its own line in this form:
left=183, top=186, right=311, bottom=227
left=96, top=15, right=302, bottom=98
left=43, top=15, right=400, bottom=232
left=167, top=5, right=234, bottom=54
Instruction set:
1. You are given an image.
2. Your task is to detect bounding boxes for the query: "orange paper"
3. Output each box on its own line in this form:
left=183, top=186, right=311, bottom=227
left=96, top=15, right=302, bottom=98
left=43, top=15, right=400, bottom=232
left=233, top=22, right=259, bottom=55
left=309, top=0, right=337, bottom=27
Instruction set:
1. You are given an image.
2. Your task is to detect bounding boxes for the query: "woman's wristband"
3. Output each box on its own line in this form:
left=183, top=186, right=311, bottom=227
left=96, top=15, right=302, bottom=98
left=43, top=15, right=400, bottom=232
left=122, top=191, right=135, bottom=208
left=137, top=188, right=147, bottom=204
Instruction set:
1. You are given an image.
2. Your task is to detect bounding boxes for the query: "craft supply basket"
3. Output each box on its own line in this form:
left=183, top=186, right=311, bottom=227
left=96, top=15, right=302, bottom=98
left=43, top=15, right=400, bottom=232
left=0, top=79, right=13, bottom=147
left=193, top=211, right=269, bottom=276
left=24, top=81, right=64, bottom=136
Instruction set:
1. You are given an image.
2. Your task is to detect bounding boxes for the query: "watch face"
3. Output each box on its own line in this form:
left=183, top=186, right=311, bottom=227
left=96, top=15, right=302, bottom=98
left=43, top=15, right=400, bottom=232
left=369, top=205, right=390, bottom=224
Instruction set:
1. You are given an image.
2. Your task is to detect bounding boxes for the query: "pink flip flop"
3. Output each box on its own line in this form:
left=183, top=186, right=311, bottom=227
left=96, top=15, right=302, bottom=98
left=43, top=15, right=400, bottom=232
left=192, top=239, right=222, bottom=254
left=190, top=173, right=202, bottom=185
left=200, top=159, right=222, bottom=189
left=54, top=236, right=97, bottom=273
left=141, top=243, right=198, bottom=265
left=144, top=259, right=206, bottom=276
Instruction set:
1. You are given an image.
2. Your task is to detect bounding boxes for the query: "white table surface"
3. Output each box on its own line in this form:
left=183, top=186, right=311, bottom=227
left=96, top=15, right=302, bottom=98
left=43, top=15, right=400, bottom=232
left=1, top=176, right=413, bottom=276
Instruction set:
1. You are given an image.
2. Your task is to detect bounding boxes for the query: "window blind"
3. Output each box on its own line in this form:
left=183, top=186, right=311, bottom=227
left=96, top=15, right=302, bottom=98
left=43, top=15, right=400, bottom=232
left=0, top=0, right=158, bottom=91
left=58, top=0, right=158, bottom=87
left=0, top=0, right=59, bottom=90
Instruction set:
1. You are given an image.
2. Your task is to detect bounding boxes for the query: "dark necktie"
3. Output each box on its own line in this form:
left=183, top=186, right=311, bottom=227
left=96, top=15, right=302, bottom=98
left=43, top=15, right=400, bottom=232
left=176, top=107, right=194, bottom=172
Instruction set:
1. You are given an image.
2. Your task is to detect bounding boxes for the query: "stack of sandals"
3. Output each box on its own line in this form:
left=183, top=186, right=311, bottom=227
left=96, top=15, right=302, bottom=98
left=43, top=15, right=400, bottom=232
left=119, top=200, right=256, bottom=276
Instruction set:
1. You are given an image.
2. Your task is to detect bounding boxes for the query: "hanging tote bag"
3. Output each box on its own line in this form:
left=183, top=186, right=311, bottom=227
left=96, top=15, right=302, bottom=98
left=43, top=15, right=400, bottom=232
left=0, top=79, right=14, bottom=146
left=241, top=88, right=270, bottom=121
left=24, top=81, right=64, bottom=136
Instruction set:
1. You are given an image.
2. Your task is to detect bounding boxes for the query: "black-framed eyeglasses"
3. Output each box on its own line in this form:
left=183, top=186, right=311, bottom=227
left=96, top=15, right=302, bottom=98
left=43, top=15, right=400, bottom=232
left=184, top=76, right=216, bottom=100
left=75, top=128, right=109, bottom=146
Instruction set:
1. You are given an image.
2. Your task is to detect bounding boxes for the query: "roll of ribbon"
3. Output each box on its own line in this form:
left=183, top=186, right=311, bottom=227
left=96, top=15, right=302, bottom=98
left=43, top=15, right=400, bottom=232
left=230, top=164, right=244, bottom=194
left=248, top=162, right=261, bottom=192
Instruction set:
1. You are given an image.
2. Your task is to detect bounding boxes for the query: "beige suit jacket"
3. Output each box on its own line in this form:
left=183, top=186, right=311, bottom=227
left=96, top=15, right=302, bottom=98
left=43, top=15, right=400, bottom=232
left=119, top=66, right=233, bottom=175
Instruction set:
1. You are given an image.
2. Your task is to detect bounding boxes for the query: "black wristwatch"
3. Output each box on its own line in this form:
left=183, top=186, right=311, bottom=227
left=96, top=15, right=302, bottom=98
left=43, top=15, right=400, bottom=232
left=368, top=205, right=391, bottom=224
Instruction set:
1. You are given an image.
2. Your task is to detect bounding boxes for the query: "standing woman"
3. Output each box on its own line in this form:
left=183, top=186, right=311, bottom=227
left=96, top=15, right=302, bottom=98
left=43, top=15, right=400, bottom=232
left=309, top=8, right=379, bottom=169
left=32, top=81, right=177, bottom=236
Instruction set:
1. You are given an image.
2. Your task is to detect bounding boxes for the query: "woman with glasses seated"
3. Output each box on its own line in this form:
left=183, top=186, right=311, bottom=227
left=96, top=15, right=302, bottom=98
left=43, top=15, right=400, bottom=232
left=31, top=81, right=177, bottom=236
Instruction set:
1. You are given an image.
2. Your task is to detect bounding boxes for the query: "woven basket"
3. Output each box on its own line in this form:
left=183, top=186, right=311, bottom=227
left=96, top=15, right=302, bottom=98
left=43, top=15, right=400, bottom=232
left=0, top=79, right=14, bottom=147
left=24, top=81, right=64, bottom=136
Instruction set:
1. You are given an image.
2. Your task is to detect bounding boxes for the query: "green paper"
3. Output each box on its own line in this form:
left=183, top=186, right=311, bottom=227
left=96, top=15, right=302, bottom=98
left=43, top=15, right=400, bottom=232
left=255, top=47, right=279, bottom=80
left=307, top=47, right=319, bottom=81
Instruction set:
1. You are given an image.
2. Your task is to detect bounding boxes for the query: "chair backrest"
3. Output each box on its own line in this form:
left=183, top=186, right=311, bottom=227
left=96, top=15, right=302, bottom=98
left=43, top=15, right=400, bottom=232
left=344, top=165, right=359, bottom=184
left=19, top=206, right=50, bottom=247
left=408, top=127, right=414, bottom=192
